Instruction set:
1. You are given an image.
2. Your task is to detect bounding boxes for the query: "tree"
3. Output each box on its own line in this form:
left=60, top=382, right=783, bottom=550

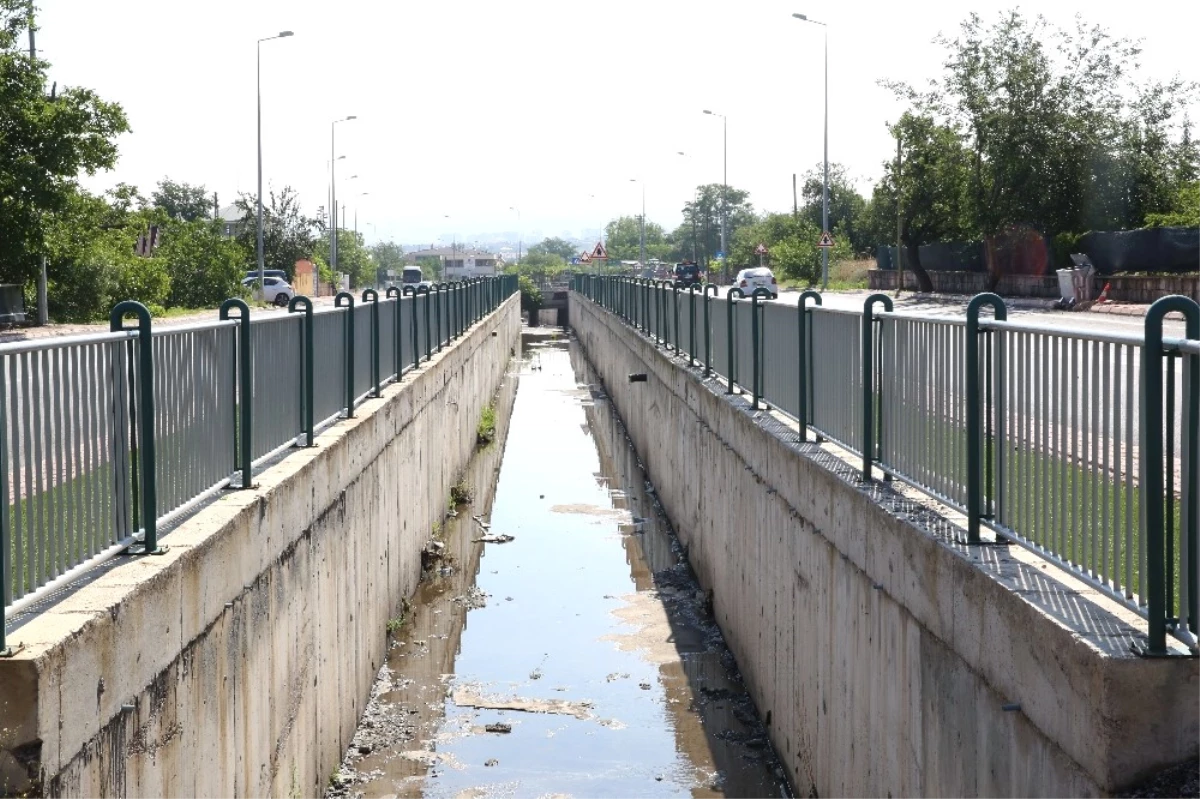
left=151, top=178, right=213, bottom=222
left=527, top=237, right=577, bottom=261
left=678, top=184, right=755, bottom=273
left=507, top=250, right=567, bottom=284
left=869, top=113, right=973, bottom=291
left=799, top=163, right=870, bottom=255
left=234, top=186, right=319, bottom=280
left=884, top=10, right=1196, bottom=240
left=603, top=216, right=671, bottom=261
left=370, top=241, right=405, bottom=284
left=0, top=4, right=130, bottom=287
left=314, top=229, right=374, bottom=288
left=1145, top=181, right=1200, bottom=227
left=731, top=212, right=852, bottom=285
left=158, top=219, right=247, bottom=308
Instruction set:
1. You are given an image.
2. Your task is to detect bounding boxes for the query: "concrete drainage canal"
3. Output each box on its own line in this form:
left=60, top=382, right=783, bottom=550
left=328, top=327, right=790, bottom=798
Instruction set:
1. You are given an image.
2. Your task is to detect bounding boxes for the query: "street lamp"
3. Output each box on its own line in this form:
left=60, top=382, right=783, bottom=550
left=702, top=109, right=728, bottom=282
left=793, top=12, right=829, bottom=290
left=330, top=115, right=357, bottom=274
left=509, top=206, right=521, bottom=262
left=629, top=178, right=645, bottom=271
left=256, top=30, right=294, bottom=289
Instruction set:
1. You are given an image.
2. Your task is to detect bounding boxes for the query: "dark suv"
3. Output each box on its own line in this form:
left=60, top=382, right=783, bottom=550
left=674, top=261, right=702, bottom=287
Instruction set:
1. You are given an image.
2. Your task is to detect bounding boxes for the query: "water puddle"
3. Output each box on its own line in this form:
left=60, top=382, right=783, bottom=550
left=329, top=329, right=788, bottom=799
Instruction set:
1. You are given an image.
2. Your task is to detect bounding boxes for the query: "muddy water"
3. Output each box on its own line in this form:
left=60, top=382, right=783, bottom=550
left=329, top=330, right=788, bottom=799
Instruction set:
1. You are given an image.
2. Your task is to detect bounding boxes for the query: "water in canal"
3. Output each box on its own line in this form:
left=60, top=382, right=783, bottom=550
left=328, top=329, right=788, bottom=799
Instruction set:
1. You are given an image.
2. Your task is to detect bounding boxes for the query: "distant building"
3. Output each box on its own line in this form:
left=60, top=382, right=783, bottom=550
left=404, top=247, right=500, bottom=281
left=217, top=204, right=245, bottom=238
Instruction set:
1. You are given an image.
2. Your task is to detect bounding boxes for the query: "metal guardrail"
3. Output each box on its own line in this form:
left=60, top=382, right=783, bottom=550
left=1, top=275, right=517, bottom=653
left=573, top=275, right=1198, bottom=655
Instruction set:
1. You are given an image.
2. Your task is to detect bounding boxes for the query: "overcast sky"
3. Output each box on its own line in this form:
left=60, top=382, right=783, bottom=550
left=37, top=0, right=1200, bottom=247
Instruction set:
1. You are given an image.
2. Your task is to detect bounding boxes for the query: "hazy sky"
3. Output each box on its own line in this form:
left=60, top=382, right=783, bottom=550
left=37, top=0, right=1200, bottom=247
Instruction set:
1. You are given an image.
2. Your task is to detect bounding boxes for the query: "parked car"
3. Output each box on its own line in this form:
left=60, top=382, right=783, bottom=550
left=735, top=267, right=778, bottom=299
left=242, top=275, right=295, bottom=306
left=674, top=261, right=703, bottom=287
left=244, top=269, right=288, bottom=282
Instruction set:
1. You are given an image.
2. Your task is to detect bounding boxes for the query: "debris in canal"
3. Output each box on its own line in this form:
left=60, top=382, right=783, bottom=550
left=451, top=688, right=596, bottom=721
left=472, top=533, right=514, bottom=543
left=483, top=723, right=511, bottom=734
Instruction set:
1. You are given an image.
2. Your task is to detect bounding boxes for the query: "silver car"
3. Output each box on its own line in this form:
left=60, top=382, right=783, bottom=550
left=735, top=267, right=778, bottom=299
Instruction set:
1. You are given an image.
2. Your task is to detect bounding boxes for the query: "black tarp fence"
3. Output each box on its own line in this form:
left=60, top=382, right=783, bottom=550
left=877, top=226, right=1198, bottom=275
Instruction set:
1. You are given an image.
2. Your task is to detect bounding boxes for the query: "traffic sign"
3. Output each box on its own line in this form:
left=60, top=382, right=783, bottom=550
left=580, top=253, right=591, bottom=263
left=817, top=231, right=835, bottom=248
left=571, top=258, right=580, bottom=265
left=715, top=251, right=725, bottom=260
left=754, top=243, right=768, bottom=255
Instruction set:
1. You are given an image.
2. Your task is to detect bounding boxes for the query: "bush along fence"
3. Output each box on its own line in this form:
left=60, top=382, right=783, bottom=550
left=0, top=275, right=518, bottom=653
left=572, top=275, right=1199, bottom=656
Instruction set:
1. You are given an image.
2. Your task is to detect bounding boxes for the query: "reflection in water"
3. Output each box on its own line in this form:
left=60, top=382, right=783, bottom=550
left=330, top=328, right=789, bottom=799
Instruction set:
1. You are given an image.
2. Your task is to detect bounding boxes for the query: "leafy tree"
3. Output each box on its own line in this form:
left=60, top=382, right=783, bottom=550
left=1145, top=181, right=1200, bottom=227
left=799, top=163, right=870, bottom=255
left=158, top=219, right=247, bottom=308
left=678, top=184, right=755, bottom=275
left=314, top=229, right=374, bottom=288
left=527, top=237, right=577, bottom=261
left=234, top=186, right=319, bottom=280
left=151, top=177, right=213, bottom=222
left=0, top=3, right=129, bottom=287
left=603, top=216, right=671, bottom=261
left=731, top=213, right=852, bottom=285
left=507, top=250, right=567, bottom=284
left=869, top=113, right=973, bottom=291
left=370, top=241, right=405, bottom=284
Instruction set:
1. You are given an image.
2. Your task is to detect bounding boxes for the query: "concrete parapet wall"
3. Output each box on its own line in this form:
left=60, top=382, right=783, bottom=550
left=868, top=269, right=1199, bottom=303
left=569, top=293, right=1198, bottom=797
left=0, top=296, right=521, bottom=797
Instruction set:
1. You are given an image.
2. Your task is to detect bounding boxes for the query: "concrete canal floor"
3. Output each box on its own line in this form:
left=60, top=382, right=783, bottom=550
left=326, top=328, right=789, bottom=799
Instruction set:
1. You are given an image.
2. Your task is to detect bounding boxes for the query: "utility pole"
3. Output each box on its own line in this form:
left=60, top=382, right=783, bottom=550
left=29, top=2, right=47, bottom=325
left=793, top=173, right=798, bottom=218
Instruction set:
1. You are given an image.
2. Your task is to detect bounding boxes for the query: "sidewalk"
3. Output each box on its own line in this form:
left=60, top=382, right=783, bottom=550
left=0, top=296, right=338, bottom=346
left=782, top=287, right=1153, bottom=318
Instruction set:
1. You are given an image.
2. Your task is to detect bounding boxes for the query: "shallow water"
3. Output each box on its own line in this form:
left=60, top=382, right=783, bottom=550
left=330, top=329, right=787, bottom=799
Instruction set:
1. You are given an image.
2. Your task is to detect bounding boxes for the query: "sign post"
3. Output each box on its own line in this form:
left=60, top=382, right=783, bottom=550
left=754, top=243, right=768, bottom=269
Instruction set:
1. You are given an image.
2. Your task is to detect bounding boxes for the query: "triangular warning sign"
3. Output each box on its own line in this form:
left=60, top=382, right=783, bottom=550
left=580, top=252, right=591, bottom=263
left=591, top=242, right=608, bottom=260
left=816, top=231, right=835, bottom=248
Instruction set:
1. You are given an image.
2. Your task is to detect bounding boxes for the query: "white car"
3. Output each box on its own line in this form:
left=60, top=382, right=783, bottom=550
left=735, top=267, right=778, bottom=299
left=242, top=275, right=295, bottom=307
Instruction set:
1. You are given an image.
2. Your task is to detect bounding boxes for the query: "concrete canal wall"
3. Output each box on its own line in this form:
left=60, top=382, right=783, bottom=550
left=569, top=293, right=1198, bottom=797
left=0, top=296, right=521, bottom=797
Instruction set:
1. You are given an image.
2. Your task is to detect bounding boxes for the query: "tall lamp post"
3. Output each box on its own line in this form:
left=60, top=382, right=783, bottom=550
left=793, top=12, right=829, bottom=290
left=629, top=178, right=645, bottom=272
left=509, top=206, right=521, bottom=263
left=257, top=30, right=294, bottom=289
left=677, top=152, right=700, bottom=265
left=702, top=109, right=727, bottom=282
left=330, top=115, right=357, bottom=275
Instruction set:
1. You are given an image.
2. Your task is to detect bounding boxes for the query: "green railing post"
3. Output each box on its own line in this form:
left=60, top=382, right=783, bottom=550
left=1141, top=295, right=1200, bottom=655
left=335, top=291, right=356, bottom=417
left=0, top=346, right=8, bottom=652
left=385, top=287, right=402, bottom=380
left=688, top=284, right=700, bottom=367
left=435, top=284, right=447, bottom=352
left=862, top=293, right=894, bottom=484
left=404, top=286, right=421, bottom=370
left=111, top=301, right=163, bottom=555
left=419, top=285, right=433, bottom=362
left=642, top=279, right=650, bottom=334
left=703, top=284, right=719, bottom=376
left=672, top=282, right=682, bottom=354
left=362, top=289, right=381, bottom=397
left=726, top=288, right=744, bottom=394
left=750, top=288, right=773, bottom=409
left=219, top=298, right=253, bottom=488
left=288, top=296, right=315, bottom=446
left=797, top=290, right=823, bottom=442
left=965, top=293, right=1006, bottom=539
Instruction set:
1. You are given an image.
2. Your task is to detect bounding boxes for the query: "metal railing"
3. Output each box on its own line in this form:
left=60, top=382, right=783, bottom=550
left=1, top=275, right=517, bottom=653
left=573, top=275, right=1199, bottom=655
